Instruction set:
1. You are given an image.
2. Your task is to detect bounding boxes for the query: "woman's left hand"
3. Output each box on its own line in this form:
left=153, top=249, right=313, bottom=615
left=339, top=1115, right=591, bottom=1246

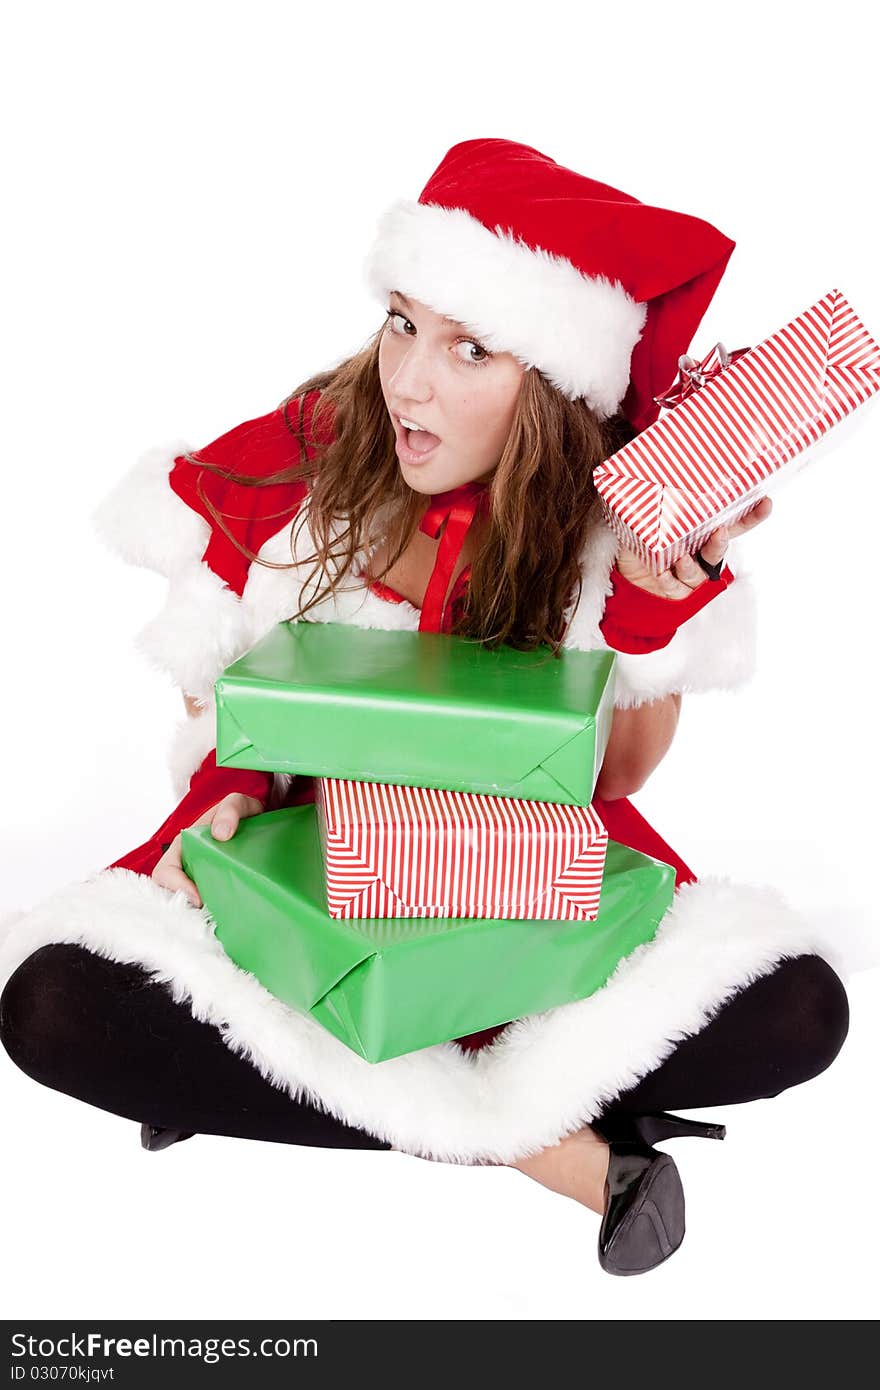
left=615, top=495, right=774, bottom=598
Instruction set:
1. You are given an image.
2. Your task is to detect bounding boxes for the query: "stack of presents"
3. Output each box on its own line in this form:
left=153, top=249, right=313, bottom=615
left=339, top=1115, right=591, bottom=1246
left=181, top=288, right=880, bottom=1063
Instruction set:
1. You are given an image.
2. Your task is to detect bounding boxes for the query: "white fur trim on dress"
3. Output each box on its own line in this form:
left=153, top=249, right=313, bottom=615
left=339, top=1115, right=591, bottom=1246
left=90, top=440, right=208, bottom=578
left=0, top=870, right=843, bottom=1164
left=3, top=445, right=830, bottom=1159
left=90, top=451, right=758, bottom=802
left=166, top=705, right=299, bottom=806
left=363, top=198, right=648, bottom=416
left=168, top=707, right=217, bottom=799
left=103, top=493, right=756, bottom=714
left=129, top=510, right=422, bottom=706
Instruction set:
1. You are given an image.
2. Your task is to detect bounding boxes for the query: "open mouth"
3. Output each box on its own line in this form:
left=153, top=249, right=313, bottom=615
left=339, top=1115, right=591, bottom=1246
left=393, top=414, right=442, bottom=464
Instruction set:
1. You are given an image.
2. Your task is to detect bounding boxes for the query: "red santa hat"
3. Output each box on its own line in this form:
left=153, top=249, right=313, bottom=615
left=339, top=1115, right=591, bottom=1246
left=363, top=137, right=737, bottom=434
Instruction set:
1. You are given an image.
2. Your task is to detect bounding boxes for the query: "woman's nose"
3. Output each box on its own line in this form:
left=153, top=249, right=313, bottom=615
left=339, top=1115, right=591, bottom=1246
left=389, top=341, right=434, bottom=401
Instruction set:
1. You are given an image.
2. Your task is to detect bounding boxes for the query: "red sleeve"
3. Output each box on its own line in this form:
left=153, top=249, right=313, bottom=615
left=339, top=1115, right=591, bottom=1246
left=106, top=751, right=274, bottom=880
left=599, top=562, right=736, bottom=654
left=168, top=388, right=334, bottom=596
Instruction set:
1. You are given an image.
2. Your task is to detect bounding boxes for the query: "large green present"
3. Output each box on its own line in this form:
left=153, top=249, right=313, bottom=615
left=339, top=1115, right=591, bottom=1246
left=214, top=621, right=617, bottom=806
left=180, top=804, right=675, bottom=1063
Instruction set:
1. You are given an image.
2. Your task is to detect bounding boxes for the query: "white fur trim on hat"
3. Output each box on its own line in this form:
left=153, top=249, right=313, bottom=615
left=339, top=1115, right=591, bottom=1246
left=363, top=199, right=648, bottom=416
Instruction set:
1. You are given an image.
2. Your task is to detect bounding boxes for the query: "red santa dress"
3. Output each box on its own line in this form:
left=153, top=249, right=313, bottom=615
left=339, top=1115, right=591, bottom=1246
left=0, top=390, right=837, bottom=1164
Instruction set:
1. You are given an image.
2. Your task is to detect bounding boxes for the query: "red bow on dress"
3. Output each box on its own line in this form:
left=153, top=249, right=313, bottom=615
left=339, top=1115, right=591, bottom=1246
left=416, top=481, right=490, bottom=633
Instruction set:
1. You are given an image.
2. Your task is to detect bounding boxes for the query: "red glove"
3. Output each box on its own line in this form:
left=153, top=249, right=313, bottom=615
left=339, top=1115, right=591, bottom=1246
left=599, top=562, right=736, bottom=655
left=107, top=750, right=273, bottom=878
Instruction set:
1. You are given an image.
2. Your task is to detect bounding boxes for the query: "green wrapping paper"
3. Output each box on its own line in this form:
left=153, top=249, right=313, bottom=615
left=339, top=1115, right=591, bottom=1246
left=214, top=621, right=617, bottom=806
left=180, top=804, right=675, bottom=1063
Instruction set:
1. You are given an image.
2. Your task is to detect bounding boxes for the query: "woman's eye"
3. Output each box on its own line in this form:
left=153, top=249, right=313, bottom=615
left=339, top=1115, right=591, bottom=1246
left=385, top=310, right=415, bottom=335
left=385, top=310, right=489, bottom=367
left=453, top=339, right=490, bottom=367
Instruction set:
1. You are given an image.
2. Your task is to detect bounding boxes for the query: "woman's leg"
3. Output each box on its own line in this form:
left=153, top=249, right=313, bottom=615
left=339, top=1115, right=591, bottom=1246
left=1, top=942, right=851, bottom=1182
left=597, top=952, right=850, bottom=1117
left=0, top=943, right=391, bottom=1151
left=509, top=953, right=850, bottom=1211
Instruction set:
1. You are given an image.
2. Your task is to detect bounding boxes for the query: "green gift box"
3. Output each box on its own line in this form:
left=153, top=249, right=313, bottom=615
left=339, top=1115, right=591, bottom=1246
left=180, top=804, right=675, bottom=1063
left=214, top=621, right=617, bottom=806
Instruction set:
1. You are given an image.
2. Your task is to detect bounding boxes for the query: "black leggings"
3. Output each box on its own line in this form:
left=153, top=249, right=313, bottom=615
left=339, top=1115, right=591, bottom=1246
left=0, top=943, right=850, bottom=1152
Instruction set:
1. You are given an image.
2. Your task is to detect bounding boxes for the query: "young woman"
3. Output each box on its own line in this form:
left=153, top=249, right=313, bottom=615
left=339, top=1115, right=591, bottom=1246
left=0, top=138, right=849, bottom=1278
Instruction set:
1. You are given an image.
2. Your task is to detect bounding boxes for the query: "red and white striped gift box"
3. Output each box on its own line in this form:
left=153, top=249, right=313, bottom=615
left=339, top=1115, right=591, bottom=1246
left=593, top=288, right=880, bottom=572
left=315, top=777, right=609, bottom=921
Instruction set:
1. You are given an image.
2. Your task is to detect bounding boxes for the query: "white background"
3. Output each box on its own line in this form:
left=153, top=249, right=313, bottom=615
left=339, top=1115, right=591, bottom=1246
left=2, top=0, right=877, bottom=1322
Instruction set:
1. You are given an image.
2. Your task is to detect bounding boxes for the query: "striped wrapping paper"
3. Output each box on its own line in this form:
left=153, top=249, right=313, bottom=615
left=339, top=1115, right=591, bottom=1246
left=315, top=777, right=609, bottom=921
left=593, top=288, right=880, bottom=572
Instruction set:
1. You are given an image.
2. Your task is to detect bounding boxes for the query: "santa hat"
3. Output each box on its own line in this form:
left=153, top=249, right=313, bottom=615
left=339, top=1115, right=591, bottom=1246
left=363, top=137, right=736, bottom=434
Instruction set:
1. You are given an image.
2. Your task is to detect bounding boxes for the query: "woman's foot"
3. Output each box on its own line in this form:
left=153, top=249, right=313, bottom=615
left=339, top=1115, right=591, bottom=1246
left=506, top=1125, right=611, bottom=1213
left=391, top=1128, right=611, bottom=1210
left=398, top=1114, right=723, bottom=1276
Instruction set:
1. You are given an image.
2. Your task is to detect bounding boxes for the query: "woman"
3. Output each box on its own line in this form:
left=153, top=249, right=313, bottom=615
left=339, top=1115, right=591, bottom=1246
left=0, top=138, right=849, bottom=1278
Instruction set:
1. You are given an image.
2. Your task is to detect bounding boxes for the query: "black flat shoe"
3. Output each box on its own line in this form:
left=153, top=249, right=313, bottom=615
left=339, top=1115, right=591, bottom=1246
left=140, top=1122, right=196, bottom=1152
left=591, top=1110, right=726, bottom=1277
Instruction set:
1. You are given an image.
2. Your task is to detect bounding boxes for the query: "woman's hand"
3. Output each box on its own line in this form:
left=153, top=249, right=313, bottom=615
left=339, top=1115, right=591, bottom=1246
left=151, top=791, right=265, bottom=909
left=616, top=496, right=774, bottom=598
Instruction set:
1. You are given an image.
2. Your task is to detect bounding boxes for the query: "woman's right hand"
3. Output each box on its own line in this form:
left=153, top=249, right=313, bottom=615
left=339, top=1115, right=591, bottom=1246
left=151, top=791, right=266, bottom=908
left=615, top=496, right=773, bottom=598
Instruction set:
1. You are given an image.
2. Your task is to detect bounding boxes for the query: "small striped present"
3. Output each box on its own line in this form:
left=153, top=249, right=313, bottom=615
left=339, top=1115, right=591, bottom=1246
left=593, top=287, right=880, bottom=573
left=315, top=777, right=609, bottom=921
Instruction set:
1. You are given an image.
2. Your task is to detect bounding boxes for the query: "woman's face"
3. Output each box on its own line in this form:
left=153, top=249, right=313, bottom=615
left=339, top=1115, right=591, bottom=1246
left=378, top=291, right=526, bottom=495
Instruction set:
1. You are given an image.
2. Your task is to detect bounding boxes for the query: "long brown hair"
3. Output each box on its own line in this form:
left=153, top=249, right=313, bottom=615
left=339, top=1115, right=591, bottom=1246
left=186, top=321, right=637, bottom=651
